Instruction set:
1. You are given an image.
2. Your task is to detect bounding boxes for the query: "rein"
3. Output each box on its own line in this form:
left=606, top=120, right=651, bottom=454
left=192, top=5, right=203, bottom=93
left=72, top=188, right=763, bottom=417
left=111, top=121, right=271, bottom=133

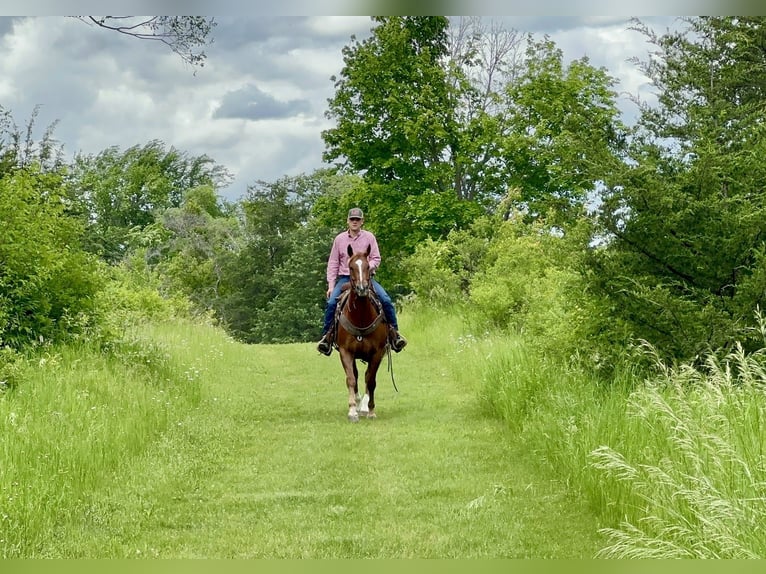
left=386, top=345, right=399, bottom=393
left=340, top=274, right=384, bottom=340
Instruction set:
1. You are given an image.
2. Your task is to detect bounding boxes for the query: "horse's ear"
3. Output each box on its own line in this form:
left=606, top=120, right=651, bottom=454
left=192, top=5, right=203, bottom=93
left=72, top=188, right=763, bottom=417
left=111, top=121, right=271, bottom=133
left=347, top=244, right=354, bottom=256
left=366, top=244, right=371, bottom=256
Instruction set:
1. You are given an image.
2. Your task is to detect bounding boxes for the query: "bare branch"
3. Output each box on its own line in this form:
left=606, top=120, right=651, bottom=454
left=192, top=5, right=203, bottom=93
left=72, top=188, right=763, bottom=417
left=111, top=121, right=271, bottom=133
left=72, top=16, right=216, bottom=69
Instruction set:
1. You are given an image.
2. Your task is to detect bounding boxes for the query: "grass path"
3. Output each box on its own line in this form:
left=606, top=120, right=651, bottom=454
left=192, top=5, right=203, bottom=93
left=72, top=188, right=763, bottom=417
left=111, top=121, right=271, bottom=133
left=48, top=315, right=606, bottom=558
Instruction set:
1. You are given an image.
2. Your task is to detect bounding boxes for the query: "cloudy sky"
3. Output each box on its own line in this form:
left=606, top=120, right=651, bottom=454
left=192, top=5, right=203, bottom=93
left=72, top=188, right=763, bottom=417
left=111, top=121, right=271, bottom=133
left=0, top=15, right=679, bottom=202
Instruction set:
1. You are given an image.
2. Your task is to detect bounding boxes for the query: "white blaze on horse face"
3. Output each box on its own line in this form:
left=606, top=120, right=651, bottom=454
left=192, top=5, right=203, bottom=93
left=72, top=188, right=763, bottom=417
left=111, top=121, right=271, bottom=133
left=355, top=259, right=364, bottom=283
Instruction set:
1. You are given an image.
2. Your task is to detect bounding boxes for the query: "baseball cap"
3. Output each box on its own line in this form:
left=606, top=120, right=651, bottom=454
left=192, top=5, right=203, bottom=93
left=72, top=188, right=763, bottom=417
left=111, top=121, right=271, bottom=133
left=348, top=207, right=364, bottom=219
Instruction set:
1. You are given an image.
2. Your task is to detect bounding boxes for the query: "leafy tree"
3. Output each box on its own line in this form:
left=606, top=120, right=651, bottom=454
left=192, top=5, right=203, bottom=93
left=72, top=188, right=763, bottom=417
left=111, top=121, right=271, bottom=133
left=447, top=17, right=527, bottom=204
left=146, top=185, right=241, bottom=319
left=498, top=37, right=626, bottom=225
left=223, top=173, right=329, bottom=343
left=322, top=17, right=623, bottom=289
left=593, top=17, right=766, bottom=360
left=323, top=17, right=483, bottom=270
left=72, top=16, right=216, bottom=69
left=0, top=105, right=64, bottom=176
left=466, top=210, right=618, bottom=364
left=404, top=216, right=496, bottom=308
left=246, top=223, right=332, bottom=343
left=67, top=140, right=231, bottom=263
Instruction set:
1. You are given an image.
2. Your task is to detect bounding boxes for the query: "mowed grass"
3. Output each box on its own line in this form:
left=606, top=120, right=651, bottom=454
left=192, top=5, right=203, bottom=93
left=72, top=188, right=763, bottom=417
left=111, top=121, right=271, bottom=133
left=8, top=311, right=605, bottom=558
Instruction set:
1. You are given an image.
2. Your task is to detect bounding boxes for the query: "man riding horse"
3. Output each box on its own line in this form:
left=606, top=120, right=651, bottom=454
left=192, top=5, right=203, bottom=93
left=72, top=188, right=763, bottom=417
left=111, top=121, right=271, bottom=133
left=317, top=207, right=407, bottom=356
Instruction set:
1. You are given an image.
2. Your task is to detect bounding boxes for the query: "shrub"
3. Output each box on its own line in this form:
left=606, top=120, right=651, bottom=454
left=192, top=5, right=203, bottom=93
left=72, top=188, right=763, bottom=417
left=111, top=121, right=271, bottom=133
left=0, top=167, right=104, bottom=349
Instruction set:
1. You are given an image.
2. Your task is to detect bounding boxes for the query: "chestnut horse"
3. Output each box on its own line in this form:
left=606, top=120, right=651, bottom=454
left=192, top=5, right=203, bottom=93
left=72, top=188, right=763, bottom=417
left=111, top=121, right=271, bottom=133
left=336, top=243, right=389, bottom=422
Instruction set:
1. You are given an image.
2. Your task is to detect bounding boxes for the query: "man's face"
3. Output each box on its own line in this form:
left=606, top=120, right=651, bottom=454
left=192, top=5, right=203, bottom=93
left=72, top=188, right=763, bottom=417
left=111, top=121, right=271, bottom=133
left=348, top=217, right=363, bottom=229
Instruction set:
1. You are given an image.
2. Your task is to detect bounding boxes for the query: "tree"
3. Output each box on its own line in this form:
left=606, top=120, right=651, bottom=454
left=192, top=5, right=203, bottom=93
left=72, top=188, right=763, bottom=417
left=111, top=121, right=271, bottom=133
left=498, top=37, right=626, bottom=226
left=447, top=17, right=526, bottom=204
left=0, top=105, right=64, bottom=176
left=322, top=17, right=621, bottom=283
left=323, top=17, right=483, bottom=269
left=67, top=140, right=231, bottom=263
left=245, top=223, right=333, bottom=343
left=72, top=16, right=216, bottom=69
left=147, top=185, right=241, bottom=319
left=593, top=17, right=766, bottom=360
left=223, top=173, right=329, bottom=343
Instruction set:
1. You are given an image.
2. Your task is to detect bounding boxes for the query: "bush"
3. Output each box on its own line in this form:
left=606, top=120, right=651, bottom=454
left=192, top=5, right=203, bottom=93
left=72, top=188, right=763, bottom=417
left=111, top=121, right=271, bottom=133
left=469, top=217, right=603, bottom=361
left=0, top=167, right=104, bottom=349
left=404, top=219, right=494, bottom=309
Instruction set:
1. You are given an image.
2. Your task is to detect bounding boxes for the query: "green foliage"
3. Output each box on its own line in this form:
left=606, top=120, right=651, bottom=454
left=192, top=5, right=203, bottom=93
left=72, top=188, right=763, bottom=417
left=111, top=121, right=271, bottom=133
left=146, top=185, right=241, bottom=319
left=0, top=322, right=205, bottom=557
left=0, top=346, right=25, bottom=392
left=308, top=170, right=367, bottom=227
left=0, top=167, right=104, bottom=349
left=499, top=37, right=626, bottom=224
left=0, top=105, right=64, bottom=176
left=323, top=16, right=453, bottom=188
left=321, top=19, right=625, bottom=291
left=245, top=224, right=331, bottom=343
left=468, top=214, right=598, bottom=361
left=92, top=254, right=192, bottom=337
left=474, top=300, right=766, bottom=558
left=222, top=173, right=333, bottom=343
left=67, top=140, right=231, bottom=263
left=322, top=17, right=486, bottom=275
left=404, top=216, right=495, bottom=307
left=591, top=342, right=766, bottom=558
left=594, top=17, right=766, bottom=362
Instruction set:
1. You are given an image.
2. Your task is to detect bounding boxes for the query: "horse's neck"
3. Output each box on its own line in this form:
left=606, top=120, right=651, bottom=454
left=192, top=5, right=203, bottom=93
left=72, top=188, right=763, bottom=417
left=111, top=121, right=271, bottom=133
left=346, top=292, right=379, bottom=322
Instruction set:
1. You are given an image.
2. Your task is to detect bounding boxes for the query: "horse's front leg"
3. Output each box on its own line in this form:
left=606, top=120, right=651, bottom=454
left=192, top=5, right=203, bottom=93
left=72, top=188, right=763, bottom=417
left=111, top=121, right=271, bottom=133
left=353, top=361, right=360, bottom=404
left=340, top=351, right=359, bottom=422
left=364, top=353, right=383, bottom=419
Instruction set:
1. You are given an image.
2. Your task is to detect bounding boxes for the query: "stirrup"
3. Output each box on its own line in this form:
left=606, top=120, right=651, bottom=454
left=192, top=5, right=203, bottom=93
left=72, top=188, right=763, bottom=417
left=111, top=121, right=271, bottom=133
left=317, top=334, right=333, bottom=356
left=391, top=332, right=407, bottom=352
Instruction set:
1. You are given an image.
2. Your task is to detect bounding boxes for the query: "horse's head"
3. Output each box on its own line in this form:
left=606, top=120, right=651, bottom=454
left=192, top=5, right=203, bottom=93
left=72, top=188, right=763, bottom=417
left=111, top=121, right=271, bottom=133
left=347, top=244, right=372, bottom=297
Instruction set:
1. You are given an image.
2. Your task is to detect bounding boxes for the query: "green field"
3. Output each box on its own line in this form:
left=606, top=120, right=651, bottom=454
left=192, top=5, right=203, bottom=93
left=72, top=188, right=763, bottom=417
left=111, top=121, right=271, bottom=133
left=0, top=311, right=604, bottom=558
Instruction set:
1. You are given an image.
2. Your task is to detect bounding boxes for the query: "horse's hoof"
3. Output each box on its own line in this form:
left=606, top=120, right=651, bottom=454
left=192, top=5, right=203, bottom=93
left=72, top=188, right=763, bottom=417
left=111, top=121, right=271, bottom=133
left=366, top=412, right=377, bottom=420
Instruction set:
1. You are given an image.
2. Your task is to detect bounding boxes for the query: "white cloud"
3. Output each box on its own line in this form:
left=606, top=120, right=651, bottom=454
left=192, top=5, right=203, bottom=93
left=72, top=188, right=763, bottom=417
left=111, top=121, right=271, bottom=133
left=306, top=16, right=371, bottom=37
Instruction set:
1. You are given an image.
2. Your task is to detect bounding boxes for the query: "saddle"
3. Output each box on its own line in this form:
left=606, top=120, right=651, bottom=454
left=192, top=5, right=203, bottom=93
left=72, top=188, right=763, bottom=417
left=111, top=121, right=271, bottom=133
left=332, top=286, right=387, bottom=343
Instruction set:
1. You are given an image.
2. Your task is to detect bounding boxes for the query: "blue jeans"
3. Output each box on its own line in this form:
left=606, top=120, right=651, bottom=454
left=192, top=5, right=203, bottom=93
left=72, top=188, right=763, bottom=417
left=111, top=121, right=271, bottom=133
left=322, top=275, right=398, bottom=334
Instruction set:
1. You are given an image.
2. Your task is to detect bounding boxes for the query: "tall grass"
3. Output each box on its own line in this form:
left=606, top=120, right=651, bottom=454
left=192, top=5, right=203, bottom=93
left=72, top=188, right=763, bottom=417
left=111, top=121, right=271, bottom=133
left=480, top=323, right=766, bottom=558
left=590, top=343, right=766, bottom=558
left=0, top=327, right=202, bottom=557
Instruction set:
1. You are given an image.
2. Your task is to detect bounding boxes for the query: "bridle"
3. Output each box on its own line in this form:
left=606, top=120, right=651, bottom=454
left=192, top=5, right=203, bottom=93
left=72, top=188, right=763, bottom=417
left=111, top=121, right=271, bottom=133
left=341, top=252, right=384, bottom=339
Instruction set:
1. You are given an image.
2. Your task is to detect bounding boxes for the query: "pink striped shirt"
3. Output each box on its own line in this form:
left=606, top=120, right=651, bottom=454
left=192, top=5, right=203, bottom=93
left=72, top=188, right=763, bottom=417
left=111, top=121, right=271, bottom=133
left=326, top=229, right=381, bottom=288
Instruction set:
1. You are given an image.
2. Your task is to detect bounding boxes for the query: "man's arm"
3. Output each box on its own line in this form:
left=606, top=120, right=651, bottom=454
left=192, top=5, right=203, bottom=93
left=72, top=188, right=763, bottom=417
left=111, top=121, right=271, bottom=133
left=326, top=236, right=340, bottom=292
left=367, top=233, right=382, bottom=273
